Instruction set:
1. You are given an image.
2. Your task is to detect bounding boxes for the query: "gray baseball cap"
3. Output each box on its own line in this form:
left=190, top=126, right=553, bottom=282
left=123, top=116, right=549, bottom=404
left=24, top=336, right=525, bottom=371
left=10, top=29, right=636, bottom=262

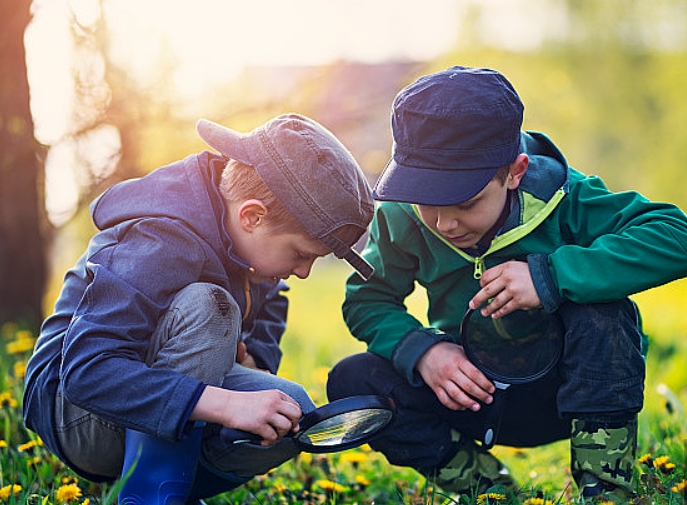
left=197, top=114, right=375, bottom=280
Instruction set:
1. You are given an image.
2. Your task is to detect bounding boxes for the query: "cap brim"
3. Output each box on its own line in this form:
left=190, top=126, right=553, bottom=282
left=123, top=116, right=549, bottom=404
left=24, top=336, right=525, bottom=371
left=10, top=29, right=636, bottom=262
left=196, top=119, right=253, bottom=165
left=319, top=234, right=375, bottom=281
left=373, top=158, right=499, bottom=206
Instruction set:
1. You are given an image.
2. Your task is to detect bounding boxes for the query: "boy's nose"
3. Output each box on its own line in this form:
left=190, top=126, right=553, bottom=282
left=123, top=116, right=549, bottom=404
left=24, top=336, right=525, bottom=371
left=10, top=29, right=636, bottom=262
left=292, top=260, right=315, bottom=279
left=435, top=210, right=458, bottom=234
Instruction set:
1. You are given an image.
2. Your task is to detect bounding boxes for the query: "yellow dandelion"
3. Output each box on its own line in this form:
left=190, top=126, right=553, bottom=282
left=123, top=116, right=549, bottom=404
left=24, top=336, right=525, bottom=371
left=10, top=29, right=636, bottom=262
left=671, top=479, right=687, bottom=494
left=653, top=455, right=676, bottom=473
left=638, top=453, right=653, bottom=466
left=0, top=391, right=18, bottom=409
left=18, top=440, right=39, bottom=452
left=653, top=455, right=670, bottom=467
left=523, top=498, right=554, bottom=505
left=82, top=499, right=91, bottom=505
left=340, top=451, right=368, bottom=465
left=56, top=483, right=82, bottom=502
left=476, top=492, right=507, bottom=504
left=15, top=329, right=34, bottom=341
left=13, top=360, right=26, bottom=379
left=0, top=484, right=22, bottom=500
left=0, top=440, right=7, bottom=449
left=315, top=479, right=347, bottom=493
left=358, top=443, right=372, bottom=452
left=299, top=452, right=312, bottom=465
left=6, top=332, right=36, bottom=354
left=355, top=475, right=370, bottom=486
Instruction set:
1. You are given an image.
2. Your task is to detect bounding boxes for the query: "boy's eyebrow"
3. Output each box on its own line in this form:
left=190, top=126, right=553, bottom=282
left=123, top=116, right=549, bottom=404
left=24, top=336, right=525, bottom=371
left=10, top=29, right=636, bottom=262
left=457, top=195, right=480, bottom=207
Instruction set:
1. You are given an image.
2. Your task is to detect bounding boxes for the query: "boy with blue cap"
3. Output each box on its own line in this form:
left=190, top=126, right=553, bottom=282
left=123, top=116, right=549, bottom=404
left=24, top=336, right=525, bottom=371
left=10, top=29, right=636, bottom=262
left=24, top=114, right=374, bottom=504
left=327, top=66, right=687, bottom=502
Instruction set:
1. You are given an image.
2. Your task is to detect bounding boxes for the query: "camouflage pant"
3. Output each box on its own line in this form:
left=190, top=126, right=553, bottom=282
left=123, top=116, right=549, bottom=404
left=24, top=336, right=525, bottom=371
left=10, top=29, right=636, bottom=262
left=571, top=417, right=638, bottom=502
left=433, top=430, right=517, bottom=496
left=432, top=418, right=638, bottom=500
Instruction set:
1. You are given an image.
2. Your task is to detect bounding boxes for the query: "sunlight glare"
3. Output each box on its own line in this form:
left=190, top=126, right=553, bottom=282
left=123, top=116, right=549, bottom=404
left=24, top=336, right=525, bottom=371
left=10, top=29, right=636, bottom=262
left=25, top=0, right=74, bottom=144
left=103, top=0, right=461, bottom=98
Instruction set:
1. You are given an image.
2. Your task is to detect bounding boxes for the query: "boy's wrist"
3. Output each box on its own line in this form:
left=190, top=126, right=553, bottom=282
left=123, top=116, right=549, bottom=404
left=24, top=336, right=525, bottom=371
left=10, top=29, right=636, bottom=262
left=390, top=328, right=454, bottom=386
left=527, top=253, right=565, bottom=313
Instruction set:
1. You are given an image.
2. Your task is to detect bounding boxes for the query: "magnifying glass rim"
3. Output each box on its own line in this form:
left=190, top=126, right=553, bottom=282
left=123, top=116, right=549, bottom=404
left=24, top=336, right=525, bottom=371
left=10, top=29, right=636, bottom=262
left=295, top=394, right=396, bottom=453
left=460, top=307, right=564, bottom=384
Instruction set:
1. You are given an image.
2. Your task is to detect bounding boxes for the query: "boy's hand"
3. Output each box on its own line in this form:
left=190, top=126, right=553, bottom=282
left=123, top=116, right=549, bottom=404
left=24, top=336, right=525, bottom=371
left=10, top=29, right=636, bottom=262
left=469, top=260, right=541, bottom=318
left=192, top=387, right=302, bottom=446
left=416, top=341, right=495, bottom=411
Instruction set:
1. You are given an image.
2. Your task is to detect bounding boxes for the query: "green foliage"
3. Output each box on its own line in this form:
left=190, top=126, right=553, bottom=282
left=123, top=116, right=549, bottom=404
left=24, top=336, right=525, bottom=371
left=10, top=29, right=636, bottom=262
left=4, top=265, right=686, bottom=504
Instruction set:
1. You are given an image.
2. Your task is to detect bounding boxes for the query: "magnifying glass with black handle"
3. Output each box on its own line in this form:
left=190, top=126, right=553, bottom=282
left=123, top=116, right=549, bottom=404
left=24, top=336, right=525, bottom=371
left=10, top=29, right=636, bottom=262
left=460, top=305, right=564, bottom=449
left=221, top=394, right=396, bottom=453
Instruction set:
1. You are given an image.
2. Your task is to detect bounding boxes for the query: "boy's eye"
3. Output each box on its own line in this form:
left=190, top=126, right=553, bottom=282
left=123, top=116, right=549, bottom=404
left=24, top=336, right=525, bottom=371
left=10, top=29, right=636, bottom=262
left=458, top=200, right=477, bottom=211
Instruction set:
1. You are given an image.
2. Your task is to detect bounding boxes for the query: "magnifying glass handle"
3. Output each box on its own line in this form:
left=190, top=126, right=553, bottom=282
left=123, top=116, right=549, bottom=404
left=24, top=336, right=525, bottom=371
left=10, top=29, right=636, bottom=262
left=482, top=381, right=509, bottom=450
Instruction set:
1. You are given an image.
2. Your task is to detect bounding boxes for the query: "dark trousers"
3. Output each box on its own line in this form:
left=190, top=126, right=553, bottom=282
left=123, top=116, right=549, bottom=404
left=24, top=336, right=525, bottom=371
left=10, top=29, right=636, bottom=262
left=326, top=300, right=645, bottom=473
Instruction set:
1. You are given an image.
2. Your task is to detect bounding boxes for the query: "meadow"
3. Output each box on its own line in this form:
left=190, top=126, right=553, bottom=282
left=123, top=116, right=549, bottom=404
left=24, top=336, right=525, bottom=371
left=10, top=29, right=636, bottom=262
left=0, top=262, right=685, bottom=504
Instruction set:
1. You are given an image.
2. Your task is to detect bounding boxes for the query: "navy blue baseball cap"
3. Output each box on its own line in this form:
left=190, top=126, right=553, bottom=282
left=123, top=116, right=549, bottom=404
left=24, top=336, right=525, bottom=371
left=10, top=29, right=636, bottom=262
left=374, top=66, right=524, bottom=206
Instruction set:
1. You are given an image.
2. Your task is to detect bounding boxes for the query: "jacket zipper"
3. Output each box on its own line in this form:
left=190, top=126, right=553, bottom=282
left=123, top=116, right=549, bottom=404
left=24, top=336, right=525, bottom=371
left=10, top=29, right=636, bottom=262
left=413, top=188, right=566, bottom=279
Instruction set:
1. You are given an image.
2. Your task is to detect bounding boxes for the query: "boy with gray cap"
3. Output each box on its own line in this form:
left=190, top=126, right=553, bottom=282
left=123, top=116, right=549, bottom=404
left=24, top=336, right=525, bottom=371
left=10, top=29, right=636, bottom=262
left=327, top=66, right=687, bottom=502
left=24, top=114, right=374, bottom=504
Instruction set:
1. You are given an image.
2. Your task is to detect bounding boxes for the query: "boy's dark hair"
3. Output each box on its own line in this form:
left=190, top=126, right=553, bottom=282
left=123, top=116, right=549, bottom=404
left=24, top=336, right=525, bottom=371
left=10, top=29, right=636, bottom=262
left=494, top=165, right=511, bottom=185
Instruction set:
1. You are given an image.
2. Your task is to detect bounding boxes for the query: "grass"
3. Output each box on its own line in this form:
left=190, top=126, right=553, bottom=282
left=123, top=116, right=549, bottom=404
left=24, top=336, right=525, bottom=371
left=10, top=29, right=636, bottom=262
left=1, top=262, right=685, bottom=504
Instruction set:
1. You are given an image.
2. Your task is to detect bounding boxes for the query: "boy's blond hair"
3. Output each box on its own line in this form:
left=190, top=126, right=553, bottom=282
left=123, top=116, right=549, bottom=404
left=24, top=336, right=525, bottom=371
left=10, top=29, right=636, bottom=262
left=220, top=159, right=362, bottom=246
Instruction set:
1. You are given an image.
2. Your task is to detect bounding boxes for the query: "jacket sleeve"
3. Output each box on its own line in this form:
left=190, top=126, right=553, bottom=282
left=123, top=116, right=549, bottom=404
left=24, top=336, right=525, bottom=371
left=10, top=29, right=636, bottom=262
left=241, top=280, right=288, bottom=374
left=541, top=173, right=687, bottom=307
left=343, top=203, right=452, bottom=385
left=60, top=218, right=208, bottom=441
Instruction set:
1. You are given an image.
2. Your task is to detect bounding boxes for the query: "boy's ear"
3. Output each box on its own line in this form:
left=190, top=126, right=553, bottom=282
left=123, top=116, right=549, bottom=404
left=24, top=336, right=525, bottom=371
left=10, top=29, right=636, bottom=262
left=507, top=154, right=529, bottom=190
left=237, top=199, right=269, bottom=232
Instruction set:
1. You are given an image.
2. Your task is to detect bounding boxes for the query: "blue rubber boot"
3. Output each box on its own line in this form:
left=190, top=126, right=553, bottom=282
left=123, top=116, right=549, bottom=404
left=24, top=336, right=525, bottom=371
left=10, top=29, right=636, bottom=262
left=118, top=424, right=204, bottom=505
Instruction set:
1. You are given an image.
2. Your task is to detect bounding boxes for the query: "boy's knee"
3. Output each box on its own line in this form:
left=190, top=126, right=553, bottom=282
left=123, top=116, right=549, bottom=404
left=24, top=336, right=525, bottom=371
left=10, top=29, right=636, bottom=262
left=557, top=300, right=646, bottom=417
left=166, top=283, right=242, bottom=347
left=277, top=382, right=313, bottom=412
left=173, top=283, right=240, bottom=320
left=327, top=353, right=391, bottom=400
left=149, top=283, right=241, bottom=383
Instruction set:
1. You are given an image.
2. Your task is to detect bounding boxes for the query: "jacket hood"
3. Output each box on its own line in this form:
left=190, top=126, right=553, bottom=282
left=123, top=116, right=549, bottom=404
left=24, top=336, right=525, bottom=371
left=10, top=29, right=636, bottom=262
left=519, top=131, right=569, bottom=201
left=90, top=152, right=231, bottom=260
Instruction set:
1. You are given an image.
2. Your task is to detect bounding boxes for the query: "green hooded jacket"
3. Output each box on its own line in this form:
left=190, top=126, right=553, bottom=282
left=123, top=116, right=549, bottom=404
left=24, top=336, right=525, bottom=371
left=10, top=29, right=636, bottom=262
left=343, top=132, right=687, bottom=385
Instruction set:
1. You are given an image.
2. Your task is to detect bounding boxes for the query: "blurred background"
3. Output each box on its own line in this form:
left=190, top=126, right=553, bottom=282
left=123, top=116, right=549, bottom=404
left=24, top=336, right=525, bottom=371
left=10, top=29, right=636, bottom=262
left=3, top=3, right=687, bottom=497
left=2, top=0, right=687, bottom=334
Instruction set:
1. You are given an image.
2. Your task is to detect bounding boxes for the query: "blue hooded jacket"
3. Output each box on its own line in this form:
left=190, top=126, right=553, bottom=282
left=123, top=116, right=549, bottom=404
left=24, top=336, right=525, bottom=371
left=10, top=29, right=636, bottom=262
left=23, top=151, right=289, bottom=479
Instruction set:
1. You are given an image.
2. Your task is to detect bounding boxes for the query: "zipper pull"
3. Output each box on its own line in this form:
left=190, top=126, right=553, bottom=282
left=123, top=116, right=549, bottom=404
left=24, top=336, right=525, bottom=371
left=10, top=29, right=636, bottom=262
left=474, top=257, right=485, bottom=279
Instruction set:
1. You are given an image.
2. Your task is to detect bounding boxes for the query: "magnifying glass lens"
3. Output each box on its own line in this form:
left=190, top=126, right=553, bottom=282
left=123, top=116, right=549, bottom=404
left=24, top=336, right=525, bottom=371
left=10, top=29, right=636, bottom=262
left=297, top=408, right=393, bottom=447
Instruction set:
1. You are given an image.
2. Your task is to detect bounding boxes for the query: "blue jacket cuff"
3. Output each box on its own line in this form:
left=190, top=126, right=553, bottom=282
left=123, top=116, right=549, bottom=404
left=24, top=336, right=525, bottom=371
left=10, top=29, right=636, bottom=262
left=527, top=253, right=565, bottom=313
left=391, top=328, right=453, bottom=387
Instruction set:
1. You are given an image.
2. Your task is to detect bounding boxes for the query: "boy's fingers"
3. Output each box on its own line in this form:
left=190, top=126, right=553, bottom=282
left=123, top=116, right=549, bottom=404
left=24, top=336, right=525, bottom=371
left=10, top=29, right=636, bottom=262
left=469, top=280, right=503, bottom=311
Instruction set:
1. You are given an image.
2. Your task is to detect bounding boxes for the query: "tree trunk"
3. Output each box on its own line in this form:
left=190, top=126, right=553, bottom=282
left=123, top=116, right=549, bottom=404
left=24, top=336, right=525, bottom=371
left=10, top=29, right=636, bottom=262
left=0, top=0, right=48, bottom=329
